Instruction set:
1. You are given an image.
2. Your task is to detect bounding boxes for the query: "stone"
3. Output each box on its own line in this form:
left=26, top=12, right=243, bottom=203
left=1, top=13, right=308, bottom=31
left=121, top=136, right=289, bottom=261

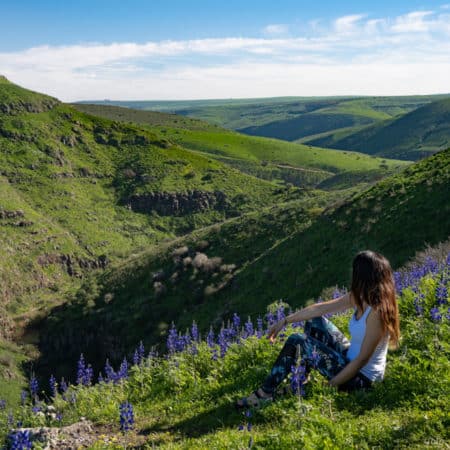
left=126, top=190, right=229, bottom=216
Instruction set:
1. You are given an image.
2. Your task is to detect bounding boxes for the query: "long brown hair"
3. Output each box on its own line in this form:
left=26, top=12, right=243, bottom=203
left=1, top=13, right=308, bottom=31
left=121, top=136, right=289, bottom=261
left=351, top=250, right=400, bottom=348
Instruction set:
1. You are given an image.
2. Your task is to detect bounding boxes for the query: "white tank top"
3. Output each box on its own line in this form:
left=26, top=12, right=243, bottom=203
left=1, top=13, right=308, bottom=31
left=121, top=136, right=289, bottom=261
left=346, top=306, right=389, bottom=382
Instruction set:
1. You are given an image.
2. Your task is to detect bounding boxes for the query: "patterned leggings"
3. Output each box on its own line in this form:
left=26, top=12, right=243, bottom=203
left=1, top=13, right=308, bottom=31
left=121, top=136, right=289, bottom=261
left=261, top=316, right=372, bottom=394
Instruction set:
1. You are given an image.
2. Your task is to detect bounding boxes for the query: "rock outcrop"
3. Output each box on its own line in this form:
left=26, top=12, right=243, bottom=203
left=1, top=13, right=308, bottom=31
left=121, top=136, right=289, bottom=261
left=37, top=253, right=109, bottom=276
left=126, top=190, right=229, bottom=216
left=10, top=418, right=96, bottom=450
left=0, top=99, right=59, bottom=115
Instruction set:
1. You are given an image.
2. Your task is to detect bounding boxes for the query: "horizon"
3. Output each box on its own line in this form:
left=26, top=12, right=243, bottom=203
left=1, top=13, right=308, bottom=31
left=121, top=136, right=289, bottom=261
left=1, top=0, right=450, bottom=101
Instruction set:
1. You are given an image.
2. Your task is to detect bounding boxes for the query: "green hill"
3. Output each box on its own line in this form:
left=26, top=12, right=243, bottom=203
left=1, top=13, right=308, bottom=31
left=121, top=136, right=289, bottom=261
left=79, top=95, right=449, bottom=131
left=0, top=79, right=298, bottom=326
left=307, top=98, right=450, bottom=160
left=73, top=103, right=410, bottom=190
left=39, top=149, right=450, bottom=376
left=2, top=247, right=449, bottom=449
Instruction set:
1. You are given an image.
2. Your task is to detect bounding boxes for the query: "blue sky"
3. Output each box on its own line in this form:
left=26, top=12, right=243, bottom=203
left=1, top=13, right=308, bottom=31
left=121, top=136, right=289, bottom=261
left=1, top=1, right=450, bottom=100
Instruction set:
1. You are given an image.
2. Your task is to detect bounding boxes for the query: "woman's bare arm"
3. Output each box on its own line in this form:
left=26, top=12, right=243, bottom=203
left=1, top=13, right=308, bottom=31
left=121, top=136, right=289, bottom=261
left=328, top=308, right=384, bottom=386
left=268, top=292, right=353, bottom=342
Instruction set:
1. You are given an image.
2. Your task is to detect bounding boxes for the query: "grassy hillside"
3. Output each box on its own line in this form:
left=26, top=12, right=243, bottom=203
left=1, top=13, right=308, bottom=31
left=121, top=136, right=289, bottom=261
left=0, top=79, right=297, bottom=324
left=1, top=255, right=449, bottom=449
left=82, top=96, right=450, bottom=157
left=73, top=103, right=410, bottom=190
left=39, top=149, right=450, bottom=379
left=80, top=95, right=450, bottom=131
left=308, top=98, right=450, bottom=160
left=0, top=76, right=59, bottom=114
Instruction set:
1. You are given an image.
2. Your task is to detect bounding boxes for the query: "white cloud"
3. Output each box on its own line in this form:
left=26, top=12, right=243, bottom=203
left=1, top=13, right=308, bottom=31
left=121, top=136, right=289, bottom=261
left=263, top=24, right=289, bottom=35
left=334, top=14, right=366, bottom=34
left=391, top=11, right=434, bottom=33
left=0, top=9, right=449, bottom=100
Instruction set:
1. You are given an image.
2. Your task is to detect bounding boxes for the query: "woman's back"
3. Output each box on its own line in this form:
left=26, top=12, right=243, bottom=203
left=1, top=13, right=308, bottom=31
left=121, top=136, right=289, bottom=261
left=347, top=306, right=389, bottom=381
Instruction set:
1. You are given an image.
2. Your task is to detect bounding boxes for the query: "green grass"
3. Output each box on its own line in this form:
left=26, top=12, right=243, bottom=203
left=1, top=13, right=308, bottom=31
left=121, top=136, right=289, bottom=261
left=309, top=98, right=450, bottom=160
left=0, top=76, right=59, bottom=114
left=38, top=149, right=450, bottom=376
left=2, top=265, right=448, bottom=449
left=80, top=94, right=450, bottom=132
left=1, top=81, right=299, bottom=320
left=73, top=103, right=411, bottom=191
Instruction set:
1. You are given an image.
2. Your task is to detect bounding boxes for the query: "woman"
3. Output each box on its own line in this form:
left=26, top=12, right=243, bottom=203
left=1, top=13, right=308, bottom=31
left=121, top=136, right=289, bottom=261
left=236, top=250, right=400, bottom=408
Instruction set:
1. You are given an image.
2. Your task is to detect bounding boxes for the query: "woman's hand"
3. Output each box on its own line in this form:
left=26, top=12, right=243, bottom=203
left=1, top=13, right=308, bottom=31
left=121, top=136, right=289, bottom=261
left=267, top=319, right=287, bottom=342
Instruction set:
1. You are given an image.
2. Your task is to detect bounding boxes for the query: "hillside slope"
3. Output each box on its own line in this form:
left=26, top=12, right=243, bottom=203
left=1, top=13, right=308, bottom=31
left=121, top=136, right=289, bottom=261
left=73, top=103, right=410, bottom=190
left=79, top=95, right=450, bottom=131
left=307, top=98, right=450, bottom=160
left=2, top=251, right=449, bottom=449
left=39, top=149, right=450, bottom=376
left=0, top=78, right=294, bottom=324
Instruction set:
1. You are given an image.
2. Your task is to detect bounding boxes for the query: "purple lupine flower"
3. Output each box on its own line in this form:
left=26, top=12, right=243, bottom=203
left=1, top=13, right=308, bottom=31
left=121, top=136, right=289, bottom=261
left=70, top=392, right=77, bottom=404
left=179, top=331, right=191, bottom=351
left=32, top=404, right=42, bottom=413
left=133, top=350, right=140, bottom=366
left=290, top=362, right=306, bottom=396
left=266, top=311, right=276, bottom=327
left=206, top=327, right=215, bottom=348
left=332, top=288, right=341, bottom=299
left=7, top=430, right=32, bottom=450
left=7, top=411, right=14, bottom=426
left=189, top=343, right=198, bottom=355
left=30, top=375, right=39, bottom=399
left=256, top=316, right=264, bottom=339
left=218, top=328, right=228, bottom=358
left=446, top=307, right=450, bottom=321
left=393, top=271, right=403, bottom=294
left=232, top=313, right=241, bottom=333
left=211, top=348, right=218, bottom=361
left=20, top=390, right=27, bottom=405
left=238, top=424, right=244, bottom=431
left=276, top=306, right=285, bottom=323
left=0, top=399, right=5, bottom=409
left=167, top=323, right=178, bottom=355
left=49, top=374, right=57, bottom=398
left=56, top=412, right=63, bottom=422
left=137, top=341, right=145, bottom=361
left=118, top=358, right=128, bottom=380
left=244, top=317, right=254, bottom=338
left=119, top=401, right=134, bottom=432
left=104, top=359, right=116, bottom=383
left=191, top=321, right=199, bottom=342
left=430, top=307, right=442, bottom=322
left=436, top=283, right=448, bottom=305
left=83, top=364, right=94, bottom=386
left=60, top=378, right=68, bottom=394
left=76, top=354, right=86, bottom=385
left=414, top=294, right=424, bottom=316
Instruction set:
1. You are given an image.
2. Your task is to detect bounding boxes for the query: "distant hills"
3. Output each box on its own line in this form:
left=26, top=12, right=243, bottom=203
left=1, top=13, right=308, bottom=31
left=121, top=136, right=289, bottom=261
left=306, top=98, right=450, bottom=160
left=79, top=94, right=450, bottom=161
left=74, top=103, right=409, bottom=191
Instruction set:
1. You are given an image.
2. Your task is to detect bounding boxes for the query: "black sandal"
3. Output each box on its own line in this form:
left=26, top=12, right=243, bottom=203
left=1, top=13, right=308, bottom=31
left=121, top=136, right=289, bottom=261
left=235, top=388, right=273, bottom=409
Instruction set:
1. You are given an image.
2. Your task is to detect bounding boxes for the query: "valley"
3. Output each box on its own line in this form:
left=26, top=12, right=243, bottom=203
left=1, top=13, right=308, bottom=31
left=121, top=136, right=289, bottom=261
left=0, top=77, right=449, bottom=449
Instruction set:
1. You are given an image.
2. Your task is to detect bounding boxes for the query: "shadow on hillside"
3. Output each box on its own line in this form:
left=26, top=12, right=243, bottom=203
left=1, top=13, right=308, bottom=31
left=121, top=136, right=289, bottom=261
left=140, top=402, right=244, bottom=443
left=333, top=378, right=413, bottom=415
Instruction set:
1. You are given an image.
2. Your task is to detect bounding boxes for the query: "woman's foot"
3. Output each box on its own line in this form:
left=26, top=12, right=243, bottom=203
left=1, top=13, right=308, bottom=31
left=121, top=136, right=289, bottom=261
left=235, top=388, right=273, bottom=409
